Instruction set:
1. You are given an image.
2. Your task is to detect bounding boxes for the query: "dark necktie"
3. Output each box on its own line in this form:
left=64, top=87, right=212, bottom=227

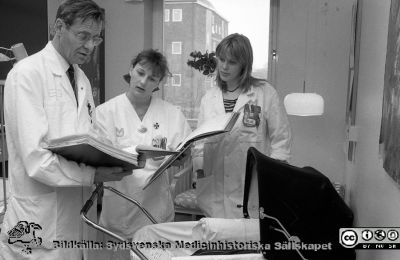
left=67, top=65, right=78, bottom=103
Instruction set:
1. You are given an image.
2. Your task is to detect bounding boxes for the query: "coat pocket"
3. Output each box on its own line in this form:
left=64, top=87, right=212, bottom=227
left=44, top=101, right=75, bottom=136
left=4, top=192, right=57, bottom=249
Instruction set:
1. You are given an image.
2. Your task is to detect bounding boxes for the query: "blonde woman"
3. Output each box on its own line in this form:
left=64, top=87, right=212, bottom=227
left=193, top=33, right=292, bottom=218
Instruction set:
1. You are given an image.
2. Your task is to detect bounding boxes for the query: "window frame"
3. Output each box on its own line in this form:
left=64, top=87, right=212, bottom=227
left=172, top=8, right=182, bottom=22
left=171, top=41, right=182, bottom=54
left=171, top=74, right=182, bottom=86
left=165, top=9, right=170, bottom=22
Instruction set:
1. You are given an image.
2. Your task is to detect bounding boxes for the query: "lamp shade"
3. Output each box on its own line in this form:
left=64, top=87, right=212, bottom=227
left=0, top=53, right=12, bottom=62
left=284, top=93, right=324, bottom=116
left=11, top=43, right=28, bottom=62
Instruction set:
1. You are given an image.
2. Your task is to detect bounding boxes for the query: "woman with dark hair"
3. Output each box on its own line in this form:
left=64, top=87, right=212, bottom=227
left=95, top=49, right=191, bottom=247
left=193, top=33, right=292, bottom=218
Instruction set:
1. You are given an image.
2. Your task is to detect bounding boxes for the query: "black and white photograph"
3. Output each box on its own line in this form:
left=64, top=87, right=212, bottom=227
left=0, top=0, right=398, bottom=260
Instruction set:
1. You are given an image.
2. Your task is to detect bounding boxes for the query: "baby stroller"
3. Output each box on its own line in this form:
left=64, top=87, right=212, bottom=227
left=81, top=147, right=355, bottom=260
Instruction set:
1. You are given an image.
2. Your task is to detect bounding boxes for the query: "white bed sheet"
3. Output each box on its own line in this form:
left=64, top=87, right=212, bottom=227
left=171, top=253, right=264, bottom=260
left=130, top=218, right=261, bottom=260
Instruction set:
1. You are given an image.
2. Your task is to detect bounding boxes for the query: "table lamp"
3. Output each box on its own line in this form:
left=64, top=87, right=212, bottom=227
left=283, top=0, right=324, bottom=117
left=284, top=81, right=324, bottom=116
left=0, top=43, right=28, bottom=63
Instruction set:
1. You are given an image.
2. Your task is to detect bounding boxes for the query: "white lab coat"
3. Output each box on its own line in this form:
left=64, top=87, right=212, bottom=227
left=0, top=42, right=96, bottom=260
left=193, top=83, right=291, bottom=218
left=96, top=94, right=191, bottom=239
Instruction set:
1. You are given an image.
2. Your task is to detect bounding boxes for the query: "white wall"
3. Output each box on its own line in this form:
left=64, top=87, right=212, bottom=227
left=350, top=0, right=400, bottom=259
left=96, top=0, right=164, bottom=100
left=276, top=0, right=354, bottom=183
left=277, top=1, right=400, bottom=259
left=95, top=0, right=145, bottom=100
left=48, top=0, right=164, bottom=101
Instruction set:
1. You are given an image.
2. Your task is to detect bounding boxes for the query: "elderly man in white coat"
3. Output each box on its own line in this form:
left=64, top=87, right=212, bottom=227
left=0, top=1, right=131, bottom=259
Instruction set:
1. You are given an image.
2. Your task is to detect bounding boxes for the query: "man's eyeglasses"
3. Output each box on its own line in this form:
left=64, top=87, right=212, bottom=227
left=61, top=19, right=103, bottom=46
left=71, top=31, right=103, bottom=46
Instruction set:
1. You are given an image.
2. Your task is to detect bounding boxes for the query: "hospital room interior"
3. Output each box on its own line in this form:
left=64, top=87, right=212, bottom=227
left=1, top=0, right=400, bottom=259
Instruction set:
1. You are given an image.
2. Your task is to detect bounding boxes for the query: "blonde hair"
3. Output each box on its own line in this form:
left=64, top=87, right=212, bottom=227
left=215, top=33, right=265, bottom=92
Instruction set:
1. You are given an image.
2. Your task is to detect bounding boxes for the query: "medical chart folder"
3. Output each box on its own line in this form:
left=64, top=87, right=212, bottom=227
left=143, top=111, right=240, bottom=190
left=44, top=134, right=144, bottom=171
left=135, top=145, right=179, bottom=157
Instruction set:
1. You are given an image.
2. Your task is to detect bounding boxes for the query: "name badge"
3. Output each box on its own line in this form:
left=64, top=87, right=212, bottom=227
left=243, top=103, right=261, bottom=128
left=152, top=136, right=168, bottom=161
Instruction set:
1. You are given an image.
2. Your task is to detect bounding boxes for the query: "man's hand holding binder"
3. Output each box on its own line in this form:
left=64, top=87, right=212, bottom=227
left=44, top=134, right=144, bottom=171
left=94, top=166, right=132, bottom=183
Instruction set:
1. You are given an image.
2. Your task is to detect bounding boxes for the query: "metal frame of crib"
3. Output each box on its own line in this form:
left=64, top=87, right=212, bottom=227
left=80, top=183, right=158, bottom=260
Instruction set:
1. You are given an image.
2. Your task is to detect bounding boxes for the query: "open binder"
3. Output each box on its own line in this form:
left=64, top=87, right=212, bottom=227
left=142, top=111, right=240, bottom=189
left=44, top=134, right=144, bottom=171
